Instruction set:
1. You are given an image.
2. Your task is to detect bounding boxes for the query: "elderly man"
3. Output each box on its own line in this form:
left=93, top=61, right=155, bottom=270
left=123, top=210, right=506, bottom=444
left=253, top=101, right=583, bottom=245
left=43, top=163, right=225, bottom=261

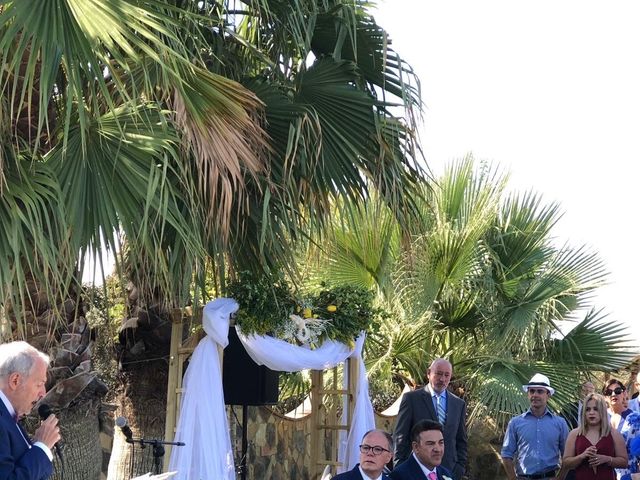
left=333, top=429, right=393, bottom=480
left=0, top=341, right=61, bottom=480
left=389, top=419, right=452, bottom=480
left=501, top=373, right=569, bottom=480
left=393, top=358, right=467, bottom=479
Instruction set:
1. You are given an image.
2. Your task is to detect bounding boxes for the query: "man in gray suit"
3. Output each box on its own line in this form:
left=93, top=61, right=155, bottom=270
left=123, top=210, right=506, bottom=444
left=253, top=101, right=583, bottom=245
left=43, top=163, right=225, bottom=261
left=393, top=358, right=467, bottom=480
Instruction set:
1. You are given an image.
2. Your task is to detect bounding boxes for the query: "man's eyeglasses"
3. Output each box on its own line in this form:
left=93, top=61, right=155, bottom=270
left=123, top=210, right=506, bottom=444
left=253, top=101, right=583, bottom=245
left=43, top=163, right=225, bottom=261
left=359, top=444, right=390, bottom=456
left=604, top=386, right=625, bottom=396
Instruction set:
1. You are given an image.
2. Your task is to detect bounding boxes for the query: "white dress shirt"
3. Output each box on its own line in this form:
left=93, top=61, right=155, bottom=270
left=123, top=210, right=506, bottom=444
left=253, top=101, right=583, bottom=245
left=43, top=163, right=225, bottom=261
left=413, top=452, right=438, bottom=478
left=358, top=465, right=384, bottom=480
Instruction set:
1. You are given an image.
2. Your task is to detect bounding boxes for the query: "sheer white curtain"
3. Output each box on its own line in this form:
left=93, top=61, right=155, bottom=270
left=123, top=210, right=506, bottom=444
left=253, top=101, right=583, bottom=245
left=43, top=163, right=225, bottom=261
left=337, top=334, right=376, bottom=473
left=169, top=299, right=375, bottom=477
left=168, top=299, right=238, bottom=480
left=235, top=326, right=354, bottom=371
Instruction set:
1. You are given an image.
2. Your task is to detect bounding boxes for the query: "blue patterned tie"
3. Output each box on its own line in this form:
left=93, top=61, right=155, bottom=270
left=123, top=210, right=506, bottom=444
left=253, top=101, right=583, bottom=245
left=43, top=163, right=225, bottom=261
left=437, top=395, right=446, bottom=424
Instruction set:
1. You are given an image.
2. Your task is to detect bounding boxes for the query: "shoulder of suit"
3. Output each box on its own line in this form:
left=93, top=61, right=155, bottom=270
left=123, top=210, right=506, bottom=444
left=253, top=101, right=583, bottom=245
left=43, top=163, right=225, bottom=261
left=439, top=464, right=453, bottom=474
left=405, top=388, right=428, bottom=398
left=447, top=391, right=465, bottom=404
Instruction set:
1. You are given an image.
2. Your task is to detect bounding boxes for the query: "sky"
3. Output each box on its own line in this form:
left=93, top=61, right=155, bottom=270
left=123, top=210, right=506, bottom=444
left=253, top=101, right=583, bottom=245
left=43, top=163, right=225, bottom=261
left=374, top=0, right=640, bottom=343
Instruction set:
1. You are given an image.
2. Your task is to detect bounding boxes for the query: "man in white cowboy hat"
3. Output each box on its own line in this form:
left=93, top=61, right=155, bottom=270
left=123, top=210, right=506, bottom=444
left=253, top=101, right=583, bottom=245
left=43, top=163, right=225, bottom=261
left=501, top=373, right=569, bottom=480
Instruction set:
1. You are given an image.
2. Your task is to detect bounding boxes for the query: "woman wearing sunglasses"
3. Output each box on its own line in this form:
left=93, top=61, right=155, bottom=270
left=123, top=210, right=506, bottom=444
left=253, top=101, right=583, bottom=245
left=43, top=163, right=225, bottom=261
left=603, top=379, right=640, bottom=479
left=562, top=393, right=627, bottom=479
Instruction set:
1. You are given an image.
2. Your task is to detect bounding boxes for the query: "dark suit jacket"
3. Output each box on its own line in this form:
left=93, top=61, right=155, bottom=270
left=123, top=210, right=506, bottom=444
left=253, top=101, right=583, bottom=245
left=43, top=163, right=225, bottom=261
left=393, top=387, right=467, bottom=480
left=389, top=454, right=452, bottom=480
left=333, top=464, right=391, bottom=480
left=0, top=399, right=53, bottom=480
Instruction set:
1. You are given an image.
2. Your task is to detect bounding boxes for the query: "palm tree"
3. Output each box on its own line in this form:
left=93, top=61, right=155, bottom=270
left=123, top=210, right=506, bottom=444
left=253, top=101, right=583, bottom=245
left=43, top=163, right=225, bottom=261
left=303, top=156, right=634, bottom=426
left=0, top=0, right=425, bottom=477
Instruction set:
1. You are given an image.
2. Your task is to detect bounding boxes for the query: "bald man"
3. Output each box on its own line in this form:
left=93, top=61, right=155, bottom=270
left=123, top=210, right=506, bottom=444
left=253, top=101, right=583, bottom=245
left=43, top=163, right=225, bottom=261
left=393, top=358, right=467, bottom=479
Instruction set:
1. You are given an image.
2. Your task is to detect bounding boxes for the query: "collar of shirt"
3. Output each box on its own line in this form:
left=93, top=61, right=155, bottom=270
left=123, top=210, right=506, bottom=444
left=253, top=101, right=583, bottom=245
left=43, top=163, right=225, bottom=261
left=425, top=384, right=447, bottom=399
left=0, top=389, right=17, bottom=419
left=412, top=452, right=437, bottom=478
left=358, top=465, right=383, bottom=480
left=523, top=407, right=552, bottom=418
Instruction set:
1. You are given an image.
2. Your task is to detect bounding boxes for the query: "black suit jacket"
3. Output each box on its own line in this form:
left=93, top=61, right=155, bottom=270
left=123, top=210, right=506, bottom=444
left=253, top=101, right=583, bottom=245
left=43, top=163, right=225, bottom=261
left=389, top=454, right=451, bottom=480
left=0, top=399, right=53, bottom=480
left=333, top=464, right=391, bottom=480
left=393, top=387, right=467, bottom=480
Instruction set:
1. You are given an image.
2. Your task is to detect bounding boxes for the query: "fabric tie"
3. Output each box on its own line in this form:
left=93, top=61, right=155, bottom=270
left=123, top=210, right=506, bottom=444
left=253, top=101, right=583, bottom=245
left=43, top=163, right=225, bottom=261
left=436, top=395, right=446, bottom=424
left=428, top=472, right=437, bottom=480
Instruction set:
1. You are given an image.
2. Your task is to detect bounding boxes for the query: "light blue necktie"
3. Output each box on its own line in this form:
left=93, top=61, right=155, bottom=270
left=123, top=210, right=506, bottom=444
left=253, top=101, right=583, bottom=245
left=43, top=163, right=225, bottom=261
left=436, top=395, right=446, bottom=424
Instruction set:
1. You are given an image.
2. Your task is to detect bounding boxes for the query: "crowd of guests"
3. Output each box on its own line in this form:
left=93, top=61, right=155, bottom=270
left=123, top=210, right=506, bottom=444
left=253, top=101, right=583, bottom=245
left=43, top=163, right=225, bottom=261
left=1, top=339, right=639, bottom=480
left=336, top=359, right=640, bottom=480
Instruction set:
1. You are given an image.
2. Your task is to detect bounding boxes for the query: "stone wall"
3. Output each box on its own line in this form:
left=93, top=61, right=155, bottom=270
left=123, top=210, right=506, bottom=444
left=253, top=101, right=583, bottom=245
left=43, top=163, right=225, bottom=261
left=230, top=406, right=311, bottom=479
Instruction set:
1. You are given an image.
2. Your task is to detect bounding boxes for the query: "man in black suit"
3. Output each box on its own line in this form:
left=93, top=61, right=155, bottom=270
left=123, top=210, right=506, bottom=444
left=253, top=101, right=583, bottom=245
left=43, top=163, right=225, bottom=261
left=333, top=429, right=393, bottom=480
left=393, top=358, right=467, bottom=479
left=389, top=420, right=452, bottom=480
left=0, top=341, right=60, bottom=480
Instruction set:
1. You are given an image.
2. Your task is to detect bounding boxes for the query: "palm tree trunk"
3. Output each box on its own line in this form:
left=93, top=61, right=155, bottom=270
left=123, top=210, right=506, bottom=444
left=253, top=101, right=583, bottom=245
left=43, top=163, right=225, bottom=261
left=107, top=361, right=169, bottom=479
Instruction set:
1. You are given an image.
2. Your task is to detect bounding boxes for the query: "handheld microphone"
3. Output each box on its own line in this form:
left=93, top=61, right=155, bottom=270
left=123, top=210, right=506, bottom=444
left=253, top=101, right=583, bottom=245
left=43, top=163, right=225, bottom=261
left=115, top=416, right=134, bottom=443
left=37, top=404, right=64, bottom=464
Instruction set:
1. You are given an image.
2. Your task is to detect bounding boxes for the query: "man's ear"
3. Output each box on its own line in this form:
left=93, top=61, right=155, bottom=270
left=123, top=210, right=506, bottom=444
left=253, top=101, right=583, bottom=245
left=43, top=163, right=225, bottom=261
left=7, top=372, right=21, bottom=390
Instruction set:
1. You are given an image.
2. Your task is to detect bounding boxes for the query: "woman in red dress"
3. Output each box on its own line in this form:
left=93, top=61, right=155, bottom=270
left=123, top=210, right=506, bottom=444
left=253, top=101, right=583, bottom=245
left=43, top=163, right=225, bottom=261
left=563, top=393, right=628, bottom=479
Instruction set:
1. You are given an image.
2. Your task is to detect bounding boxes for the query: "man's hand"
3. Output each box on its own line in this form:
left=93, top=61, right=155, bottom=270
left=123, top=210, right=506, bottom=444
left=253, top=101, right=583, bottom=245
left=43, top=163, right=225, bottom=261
left=33, top=414, right=61, bottom=450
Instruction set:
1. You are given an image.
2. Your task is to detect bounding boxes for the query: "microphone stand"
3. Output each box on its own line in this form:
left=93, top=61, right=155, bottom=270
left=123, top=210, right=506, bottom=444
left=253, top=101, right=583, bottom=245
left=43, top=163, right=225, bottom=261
left=123, top=436, right=185, bottom=476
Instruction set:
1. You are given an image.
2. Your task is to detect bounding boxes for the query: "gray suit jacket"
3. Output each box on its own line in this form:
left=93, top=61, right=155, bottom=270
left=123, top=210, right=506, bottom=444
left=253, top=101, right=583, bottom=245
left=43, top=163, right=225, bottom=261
left=393, top=387, right=467, bottom=480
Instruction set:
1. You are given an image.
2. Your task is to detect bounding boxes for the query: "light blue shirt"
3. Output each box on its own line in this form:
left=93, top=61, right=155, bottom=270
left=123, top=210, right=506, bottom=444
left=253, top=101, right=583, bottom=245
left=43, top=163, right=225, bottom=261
left=500, top=408, right=569, bottom=475
left=427, top=385, right=447, bottom=422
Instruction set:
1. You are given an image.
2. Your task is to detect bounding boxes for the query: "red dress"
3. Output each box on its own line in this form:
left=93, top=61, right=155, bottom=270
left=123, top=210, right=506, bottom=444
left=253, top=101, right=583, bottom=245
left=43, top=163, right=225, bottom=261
left=574, top=433, right=616, bottom=480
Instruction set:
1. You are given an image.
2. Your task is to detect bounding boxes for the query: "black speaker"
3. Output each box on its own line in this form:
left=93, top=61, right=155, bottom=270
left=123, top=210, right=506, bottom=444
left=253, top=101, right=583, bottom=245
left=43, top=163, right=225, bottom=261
left=222, top=326, right=280, bottom=405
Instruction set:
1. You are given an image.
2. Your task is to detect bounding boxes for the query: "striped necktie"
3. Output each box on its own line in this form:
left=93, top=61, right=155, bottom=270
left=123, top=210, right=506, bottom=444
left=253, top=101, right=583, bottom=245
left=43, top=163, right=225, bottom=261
left=436, top=395, right=446, bottom=424
left=428, top=471, right=438, bottom=480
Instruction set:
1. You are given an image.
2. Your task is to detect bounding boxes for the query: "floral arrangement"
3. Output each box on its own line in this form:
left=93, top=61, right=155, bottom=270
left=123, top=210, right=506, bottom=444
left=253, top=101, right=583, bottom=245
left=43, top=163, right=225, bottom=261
left=225, top=271, right=381, bottom=347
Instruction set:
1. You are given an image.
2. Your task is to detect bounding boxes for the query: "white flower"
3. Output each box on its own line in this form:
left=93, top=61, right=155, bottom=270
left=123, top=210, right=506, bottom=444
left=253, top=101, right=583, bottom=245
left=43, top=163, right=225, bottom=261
left=443, top=475, right=453, bottom=480
left=284, top=314, right=329, bottom=345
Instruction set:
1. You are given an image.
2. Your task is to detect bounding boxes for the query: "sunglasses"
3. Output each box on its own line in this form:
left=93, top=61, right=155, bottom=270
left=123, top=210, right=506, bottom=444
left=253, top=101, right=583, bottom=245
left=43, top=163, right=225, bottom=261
left=527, top=388, right=549, bottom=395
left=604, top=386, right=625, bottom=396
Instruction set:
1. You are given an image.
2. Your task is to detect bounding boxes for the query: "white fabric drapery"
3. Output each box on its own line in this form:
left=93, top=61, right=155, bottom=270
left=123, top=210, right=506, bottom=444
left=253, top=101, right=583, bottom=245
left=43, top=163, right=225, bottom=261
left=338, top=334, right=376, bottom=474
left=168, top=298, right=375, bottom=478
left=168, top=298, right=238, bottom=480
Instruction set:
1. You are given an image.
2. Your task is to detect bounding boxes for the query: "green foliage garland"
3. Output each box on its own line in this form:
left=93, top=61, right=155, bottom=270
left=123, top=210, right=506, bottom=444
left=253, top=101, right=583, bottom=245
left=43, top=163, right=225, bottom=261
left=226, top=272, right=381, bottom=346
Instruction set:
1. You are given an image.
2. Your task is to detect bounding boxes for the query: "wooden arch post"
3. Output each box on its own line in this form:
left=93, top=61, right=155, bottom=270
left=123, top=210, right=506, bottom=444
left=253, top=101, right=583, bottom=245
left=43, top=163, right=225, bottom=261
left=309, top=358, right=358, bottom=480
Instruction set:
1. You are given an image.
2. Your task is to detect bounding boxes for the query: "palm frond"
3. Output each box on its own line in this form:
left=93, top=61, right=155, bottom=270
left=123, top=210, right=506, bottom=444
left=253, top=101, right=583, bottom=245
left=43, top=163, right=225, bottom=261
left=551, top=308, right=636, bottom=371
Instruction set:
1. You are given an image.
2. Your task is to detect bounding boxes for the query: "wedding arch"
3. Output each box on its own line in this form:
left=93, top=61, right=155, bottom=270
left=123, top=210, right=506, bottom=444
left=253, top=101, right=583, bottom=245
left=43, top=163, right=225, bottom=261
left=163, top=298, right=376, bottom=479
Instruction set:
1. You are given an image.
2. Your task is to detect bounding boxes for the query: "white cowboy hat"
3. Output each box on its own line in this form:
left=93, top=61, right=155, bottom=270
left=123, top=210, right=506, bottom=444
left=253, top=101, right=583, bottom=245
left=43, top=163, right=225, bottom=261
left=522, top=373, right=555, bottom=396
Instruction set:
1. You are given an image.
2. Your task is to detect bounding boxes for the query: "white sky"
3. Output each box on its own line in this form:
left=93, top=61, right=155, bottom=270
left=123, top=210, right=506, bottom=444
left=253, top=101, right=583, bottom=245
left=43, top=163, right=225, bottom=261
left=375, top=0, right=640, bottom=343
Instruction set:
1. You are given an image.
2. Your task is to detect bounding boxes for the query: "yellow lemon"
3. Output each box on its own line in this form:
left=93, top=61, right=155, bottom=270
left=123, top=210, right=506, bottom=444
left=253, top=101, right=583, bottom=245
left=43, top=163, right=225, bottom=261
left=327, top=305, right=337, bottom=312
left=303, top=308, right=312, bottom=319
